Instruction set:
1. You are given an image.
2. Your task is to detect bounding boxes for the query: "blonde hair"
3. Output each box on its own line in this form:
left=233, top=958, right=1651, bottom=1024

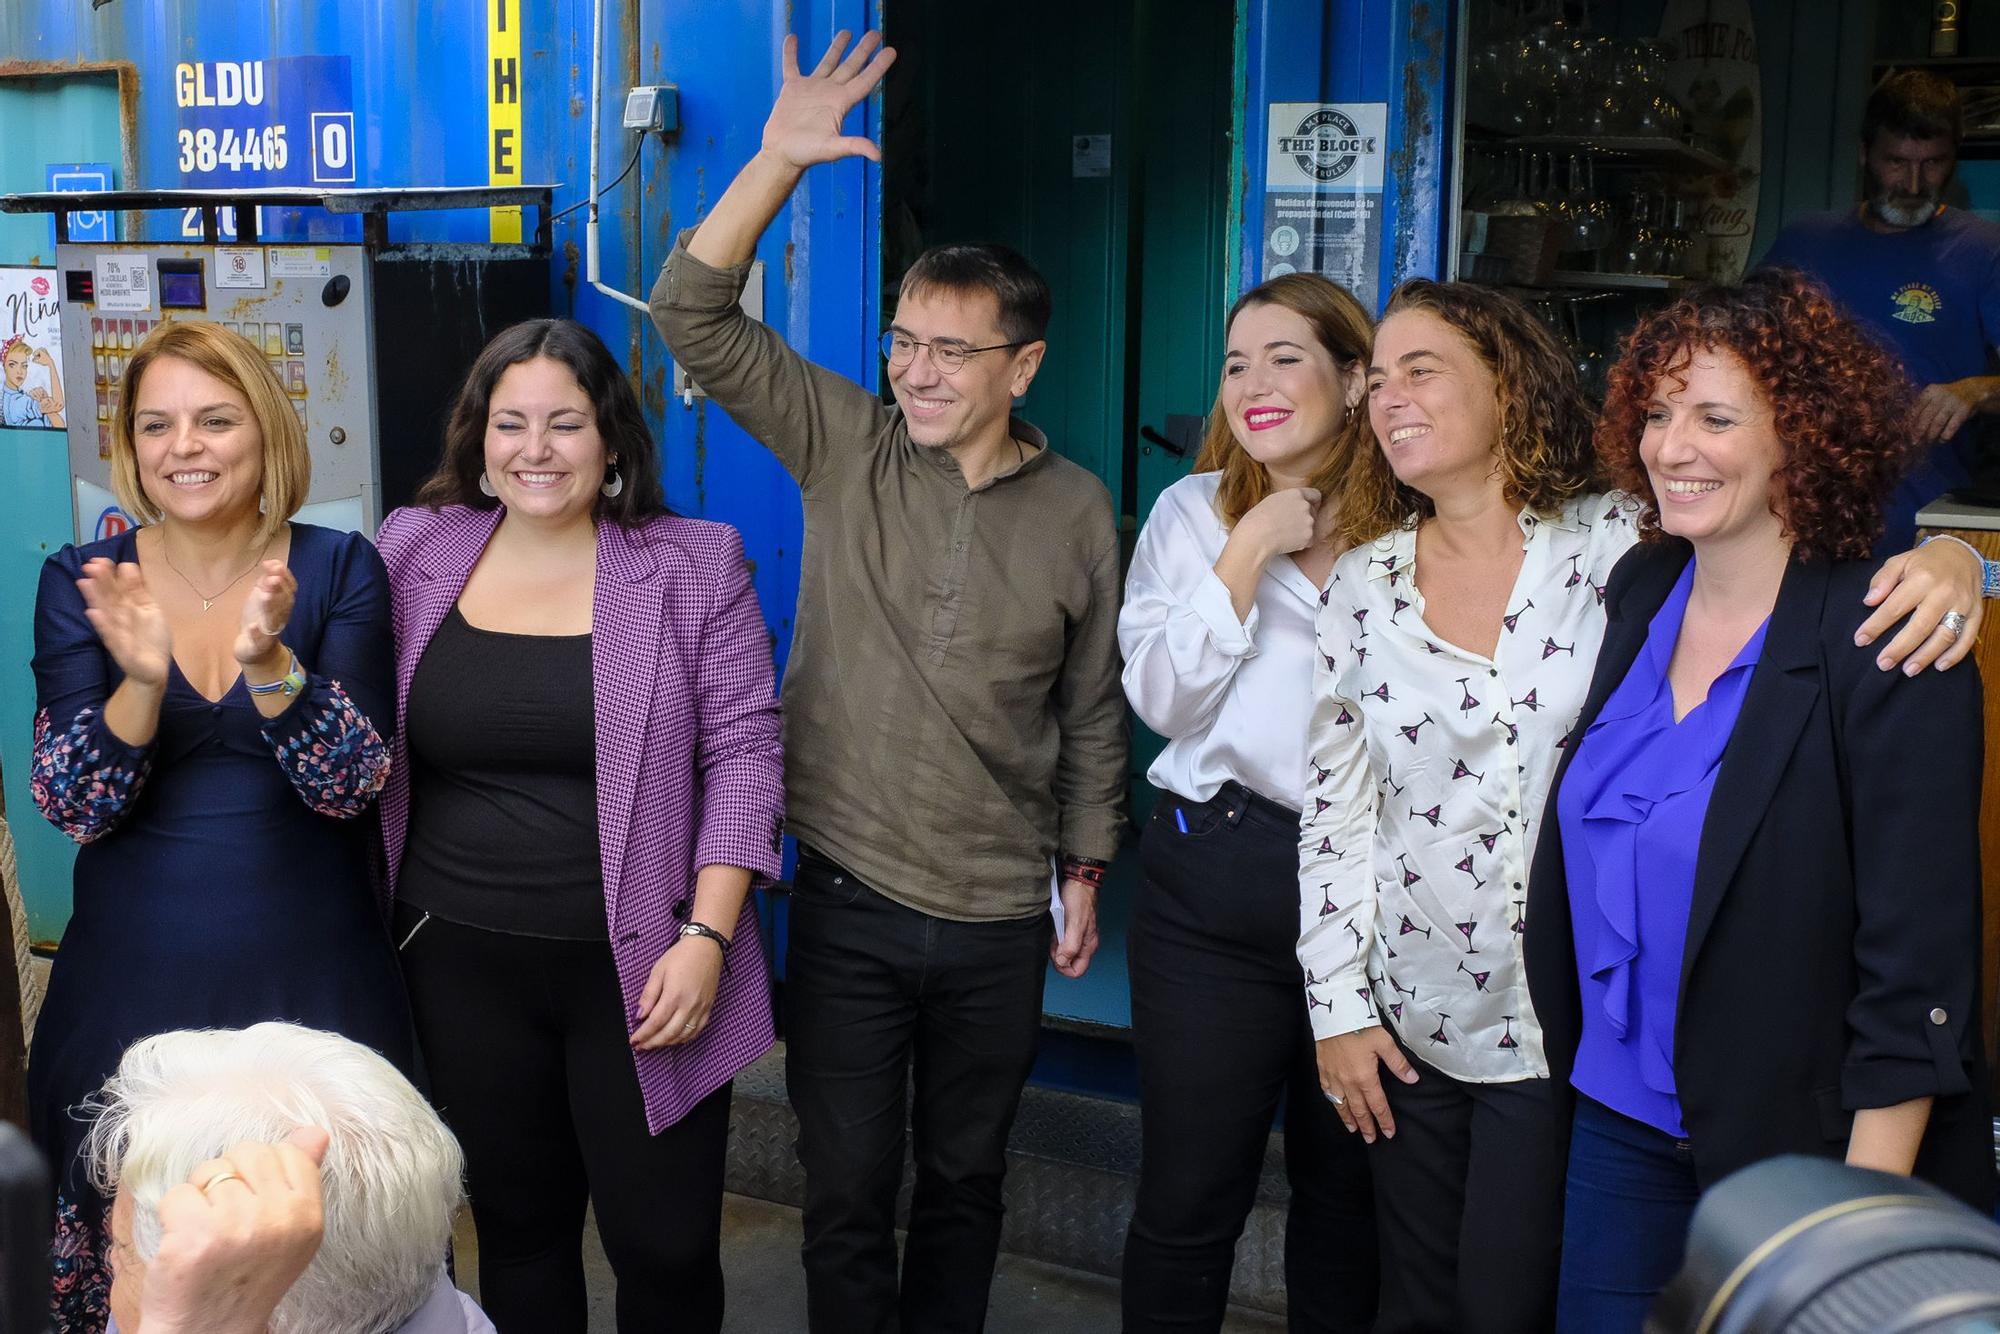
left=1192, top=272, right=1375, bottom=528
left=110, top=321, right=310, bottom=543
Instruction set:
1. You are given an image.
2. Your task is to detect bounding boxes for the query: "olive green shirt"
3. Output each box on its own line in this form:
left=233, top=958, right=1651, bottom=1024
left=650, top=239, right=1126, bottom=922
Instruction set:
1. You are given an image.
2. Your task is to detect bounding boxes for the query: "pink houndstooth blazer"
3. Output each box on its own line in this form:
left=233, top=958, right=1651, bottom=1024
left=375, top=503, right=784, bottom=1132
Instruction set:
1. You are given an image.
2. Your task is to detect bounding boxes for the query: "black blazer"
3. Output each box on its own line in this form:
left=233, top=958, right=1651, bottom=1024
left=1523, top=538, right=1994, bottom=1209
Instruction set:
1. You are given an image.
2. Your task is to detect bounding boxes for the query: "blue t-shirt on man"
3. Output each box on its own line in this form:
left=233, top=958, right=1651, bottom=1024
left=1762, top=206, right=2000, bottom=551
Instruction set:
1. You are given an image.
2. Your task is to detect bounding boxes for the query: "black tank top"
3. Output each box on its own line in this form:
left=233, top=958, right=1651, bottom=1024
left=398, top=606, right=607, bottom=939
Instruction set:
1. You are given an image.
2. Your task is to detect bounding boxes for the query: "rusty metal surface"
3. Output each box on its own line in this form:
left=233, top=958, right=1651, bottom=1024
left=1387, top=0, right=1449, bottom=290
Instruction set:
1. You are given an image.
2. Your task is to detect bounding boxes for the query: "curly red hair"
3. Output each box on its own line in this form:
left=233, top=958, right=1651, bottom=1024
left=1596, top=270, right=1918, bottom=561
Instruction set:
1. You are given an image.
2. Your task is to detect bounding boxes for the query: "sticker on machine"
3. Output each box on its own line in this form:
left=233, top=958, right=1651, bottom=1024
left=75, top=476, right=134, bottom=544
left=92, top=254, right=153, bottom=314
left=268, top=247, right=332, bottom=278
left=0, top=267, right=65, bottom=431
left=214, top=247, right=268, bottom=290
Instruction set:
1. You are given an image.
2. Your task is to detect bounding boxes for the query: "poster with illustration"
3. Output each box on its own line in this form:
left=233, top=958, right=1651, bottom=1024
left=0, top=267, right=65, bottom=430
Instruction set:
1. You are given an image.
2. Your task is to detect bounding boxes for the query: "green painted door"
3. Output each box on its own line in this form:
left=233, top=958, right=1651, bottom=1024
left=0, top=73, right=125, bottom=944
left=884, top=1, right=1235, bottom=523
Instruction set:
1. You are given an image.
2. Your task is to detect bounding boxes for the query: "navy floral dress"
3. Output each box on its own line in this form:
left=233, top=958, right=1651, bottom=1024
left=26, top=522, right=415, bottom=1334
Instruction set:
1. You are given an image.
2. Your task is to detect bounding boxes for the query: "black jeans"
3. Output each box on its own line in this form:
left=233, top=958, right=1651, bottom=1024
left=783, top=848, right=1051, bottom=1334
left=1123, top=785, right=1378, bottom=1333
left=1368, top=1041, right=1570, bottom=1334
left=394, top=904, right=733, bottom=1334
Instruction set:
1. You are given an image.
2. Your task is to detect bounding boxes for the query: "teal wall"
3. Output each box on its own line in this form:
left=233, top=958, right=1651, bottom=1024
left=0, top=72, right=124, bottom=941
left=0, top=428, right=80, bottom=944
left=0, top=73, right=123, bottom=264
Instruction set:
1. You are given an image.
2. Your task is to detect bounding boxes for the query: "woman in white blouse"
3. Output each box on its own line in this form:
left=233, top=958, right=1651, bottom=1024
left=1118, top=273, right=1378, bottom=1334
left=1296, top=278, right=1982, bottom=1334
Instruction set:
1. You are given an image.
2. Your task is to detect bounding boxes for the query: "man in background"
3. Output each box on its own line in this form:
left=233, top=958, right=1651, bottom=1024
left=1764, top=69, right=2000, bottom=552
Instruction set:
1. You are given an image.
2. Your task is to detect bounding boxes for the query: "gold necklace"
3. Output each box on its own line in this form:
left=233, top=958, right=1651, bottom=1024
left=158, top=533, right=271, bottom=612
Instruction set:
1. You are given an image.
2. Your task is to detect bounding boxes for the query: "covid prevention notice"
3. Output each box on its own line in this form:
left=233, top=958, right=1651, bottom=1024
left=175, top=57, right=358, bottom=241
left=1264, top=102, right=1387, bottom=298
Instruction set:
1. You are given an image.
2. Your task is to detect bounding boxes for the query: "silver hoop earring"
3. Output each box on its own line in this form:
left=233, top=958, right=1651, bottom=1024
left=601, top=469, right=624, bottom=499
left=478, top=471, right=497, bottom=498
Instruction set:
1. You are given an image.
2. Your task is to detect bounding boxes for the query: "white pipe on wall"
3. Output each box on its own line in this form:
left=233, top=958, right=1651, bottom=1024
left=587, top=0, right=650, bottom=313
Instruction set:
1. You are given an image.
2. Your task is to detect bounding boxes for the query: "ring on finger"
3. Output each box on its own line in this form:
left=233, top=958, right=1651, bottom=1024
left=200, top=1169, right=242, bottom=1193
left=1942, top=609, right=1970, bottom=639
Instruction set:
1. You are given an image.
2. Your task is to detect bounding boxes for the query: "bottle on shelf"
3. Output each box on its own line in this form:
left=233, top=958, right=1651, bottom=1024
left=1934, top=2, right=1962, bottom=58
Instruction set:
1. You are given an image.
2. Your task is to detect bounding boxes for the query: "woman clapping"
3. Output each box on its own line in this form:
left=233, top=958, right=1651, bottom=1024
left=28, top=320, right=412, bottom=1334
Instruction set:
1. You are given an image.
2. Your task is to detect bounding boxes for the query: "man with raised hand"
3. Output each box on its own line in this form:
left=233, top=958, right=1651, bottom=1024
left=650, top=29, right=1125, bottom=1334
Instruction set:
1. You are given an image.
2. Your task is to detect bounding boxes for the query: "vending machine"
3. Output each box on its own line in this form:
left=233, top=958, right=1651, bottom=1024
left=0, top=186, right=552, bottom=541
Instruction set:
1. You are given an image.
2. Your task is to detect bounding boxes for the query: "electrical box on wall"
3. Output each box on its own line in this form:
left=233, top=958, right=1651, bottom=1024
left=622, top=85, right=680, bottom=134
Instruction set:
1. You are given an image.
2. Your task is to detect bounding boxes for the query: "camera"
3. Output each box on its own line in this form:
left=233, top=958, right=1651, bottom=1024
left=1651, top=1155, right=2000, bottom=1333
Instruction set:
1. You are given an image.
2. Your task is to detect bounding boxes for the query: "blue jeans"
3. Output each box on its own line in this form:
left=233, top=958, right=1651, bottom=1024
left=1555, top=1095, right=1702, bottom=1334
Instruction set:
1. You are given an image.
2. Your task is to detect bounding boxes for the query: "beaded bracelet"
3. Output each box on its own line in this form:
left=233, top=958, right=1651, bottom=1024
left=1919, top=533, right=2000, bottom=599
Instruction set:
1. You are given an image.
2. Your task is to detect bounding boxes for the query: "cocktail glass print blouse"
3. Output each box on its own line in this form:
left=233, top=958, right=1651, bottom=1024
left=1297, top=493, right=1641, bottom=1083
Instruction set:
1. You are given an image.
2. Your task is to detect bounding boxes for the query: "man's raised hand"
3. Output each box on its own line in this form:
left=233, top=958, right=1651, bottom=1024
left=761, top=31, right=897, bottom=169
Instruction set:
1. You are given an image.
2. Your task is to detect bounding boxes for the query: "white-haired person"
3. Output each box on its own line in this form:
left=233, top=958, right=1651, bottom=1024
left=86, top=1022, right=492, bottom=1334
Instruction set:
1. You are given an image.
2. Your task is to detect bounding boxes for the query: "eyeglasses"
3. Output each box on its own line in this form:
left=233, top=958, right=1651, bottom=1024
left=879, top=330, right=1023, bottom=375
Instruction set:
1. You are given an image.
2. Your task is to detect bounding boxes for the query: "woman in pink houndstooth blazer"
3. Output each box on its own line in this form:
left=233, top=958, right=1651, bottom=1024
left=375, top=319, right=784, bottom=1334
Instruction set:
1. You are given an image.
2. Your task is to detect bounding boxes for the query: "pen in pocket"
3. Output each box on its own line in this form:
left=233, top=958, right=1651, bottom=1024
left=1175, top=809, right=1188, bottom=834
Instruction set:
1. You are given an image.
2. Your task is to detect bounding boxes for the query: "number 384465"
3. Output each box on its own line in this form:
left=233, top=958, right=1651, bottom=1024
left=177, top=125, right=290, bottom=174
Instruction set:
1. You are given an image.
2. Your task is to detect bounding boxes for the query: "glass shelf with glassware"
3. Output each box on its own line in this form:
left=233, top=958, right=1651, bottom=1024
left=1458, top=149, right=1710, bottom=289
left=1456, top=6, right=1751, bottom=293
left=1468, top=133, right=1733, bottom=176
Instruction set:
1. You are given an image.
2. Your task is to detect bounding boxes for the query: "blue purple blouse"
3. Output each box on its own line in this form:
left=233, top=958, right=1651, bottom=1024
left=1555, top=560, right=1768, bottom=1137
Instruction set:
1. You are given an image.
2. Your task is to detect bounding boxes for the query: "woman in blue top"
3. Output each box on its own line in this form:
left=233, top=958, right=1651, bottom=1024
left=1524, top=270, right=1993, bottom=1333
left=27, top=320, right=411, bottom=1333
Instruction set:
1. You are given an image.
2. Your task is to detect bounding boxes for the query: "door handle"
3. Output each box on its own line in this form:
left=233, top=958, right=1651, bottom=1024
left=1141, top=414, right=1204, bottom=459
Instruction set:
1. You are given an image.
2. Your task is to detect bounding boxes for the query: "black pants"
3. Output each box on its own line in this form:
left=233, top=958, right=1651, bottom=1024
left=1123, top=785, right=1378, bottom=1333
left=1369, top=1041, right=1569, bottom=1334
left=783, top=848, right=1051, bottom=1334
left=395, top=904, right=733, bottom=1334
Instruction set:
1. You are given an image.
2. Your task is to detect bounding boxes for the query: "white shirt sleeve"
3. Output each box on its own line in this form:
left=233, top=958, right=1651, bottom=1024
left=1118, top=494, right=1262, bottom=739
left=1296, top=578, right=1382, bottom=1041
